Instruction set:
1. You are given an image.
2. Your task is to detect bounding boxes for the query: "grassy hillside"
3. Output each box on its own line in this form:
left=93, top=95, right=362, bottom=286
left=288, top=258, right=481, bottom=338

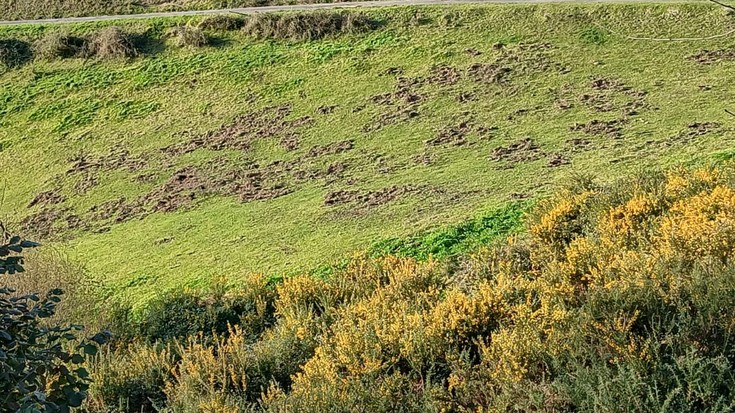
left=1, top=4, right=735, bottom=308
left=61, top=164, right=735, bottom=411
left=0, top=0, right=371, bottom=21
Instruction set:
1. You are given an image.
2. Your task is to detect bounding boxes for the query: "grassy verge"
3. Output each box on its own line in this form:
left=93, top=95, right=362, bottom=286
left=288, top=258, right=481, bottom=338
left=1, top=4, right=734, bottom=308
left=0, top=0, right=377, bottom=21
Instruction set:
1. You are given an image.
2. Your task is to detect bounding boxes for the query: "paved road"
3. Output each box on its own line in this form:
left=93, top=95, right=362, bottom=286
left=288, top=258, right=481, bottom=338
left=0, top=0, right=683, bottom=26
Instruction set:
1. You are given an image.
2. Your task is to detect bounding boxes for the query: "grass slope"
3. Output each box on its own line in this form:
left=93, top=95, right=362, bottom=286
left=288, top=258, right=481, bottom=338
left=0, top=0, right=372, bottom=21
left=1, top=4, right=734, bottom=307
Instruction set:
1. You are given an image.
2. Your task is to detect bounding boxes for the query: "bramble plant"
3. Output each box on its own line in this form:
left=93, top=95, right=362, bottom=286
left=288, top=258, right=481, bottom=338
left=1, top=226, right=110, bottom=412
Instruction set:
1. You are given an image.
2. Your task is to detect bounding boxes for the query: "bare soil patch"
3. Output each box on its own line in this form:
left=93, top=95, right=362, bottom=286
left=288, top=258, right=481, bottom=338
left=427, top=65, right=462, bottom=86
left=324, top=185, right=421, bottom=208
left=457, top=91, right=476, bottom=103
left=566, top=138, right=593, bottom=152
left=579, top=77, right=648, bottom=116
left=162, top=105, right=313, bottom=156
left=666, top=122, right=723, bottom=146
left=28, top=189, right=66, bottom=208
left=570, top=119, right=625, bottom=138
left=307, top=140, right=354, bottom=157
left=490, top=138, right=544, bottom=168
left=363, top=43, right=565, bottom=133
left=20, top=208, right=82, bottom=240
left=547, top=153, right=570, bottom=168
left=427, top=120, right=474, bottom=147
left=691, top=48, right=735, bottom=65
left=317, top=105, right=338, bottom=115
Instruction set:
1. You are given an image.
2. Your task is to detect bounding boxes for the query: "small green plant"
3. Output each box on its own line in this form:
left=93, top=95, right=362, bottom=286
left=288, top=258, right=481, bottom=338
left=580, top=26, right=609, bottom=45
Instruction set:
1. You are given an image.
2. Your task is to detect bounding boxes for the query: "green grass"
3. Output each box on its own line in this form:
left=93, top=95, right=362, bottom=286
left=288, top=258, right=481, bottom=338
left=0, top=0, right=375, bottom=21
left=2, top=4, right=735, bottom=308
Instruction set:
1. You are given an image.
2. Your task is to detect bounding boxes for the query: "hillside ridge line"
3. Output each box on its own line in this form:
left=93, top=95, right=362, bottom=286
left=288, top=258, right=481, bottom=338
left=0, top=0, right=691, bottom=26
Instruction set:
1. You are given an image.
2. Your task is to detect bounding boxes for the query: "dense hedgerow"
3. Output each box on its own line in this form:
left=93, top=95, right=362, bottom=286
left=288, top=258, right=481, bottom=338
left=77, top=164, right=735, bottom=412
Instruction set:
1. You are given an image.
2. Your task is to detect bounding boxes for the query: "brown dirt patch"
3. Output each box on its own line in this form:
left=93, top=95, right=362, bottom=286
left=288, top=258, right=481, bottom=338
left=364, top=77, right=424, bottom=133
left=468, top=42, right=563, bottom=85
left=490, top=138, right=544, bottom=168
left=74, top=172, right=99, bottom=194
left=427, top=65, right=462, bottom=86
left=146, top=167, right=211, bottom=213
left=317, top=105, right=338, bottom=115
left=228, top=172, right=292, bottom=203
left=280, top=134, right=300, bottom=151
left=28, top=190, right=66, bottom=208
left=579, top=77, right=648, bottom=116
left=465, top=48, right=482, bottom=56
left=382, top=67, right=403, bottom=76
left=67, top=146, right=148, bottom=176
left=457, top=91, right=476, bottom=103
left=667, top=122, right=723, bottom=145
left=20, top=208, right=82, bottom=240
left=691, top=48, right=735, bottom=65
left=467, top=63, right=512, bottom=84
left=162, top=105, right=313, bottom=156
left=566, top=138, right=593, bottom=152
left=570, top=119, right=625, bottom=138
left=546, top=153, right=570, bottom=168
left=555, top=99, right=573, bottom=110
left=427, top=120, right=474, bottom=146
left=413, top=151, right=436, bottom=166
left=307, top=139, right=354, bottom=157
left=324, top=185, right=420, bottom=207
left=89, top=197, right=143, bottom=223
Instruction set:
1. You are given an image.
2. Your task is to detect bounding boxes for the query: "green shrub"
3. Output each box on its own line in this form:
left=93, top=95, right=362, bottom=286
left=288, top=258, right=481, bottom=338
left=1, top=231, right=109, bottom=411
left=0, top=38, right=32, bottom=70
left=86, top=341, right=177, bottom=413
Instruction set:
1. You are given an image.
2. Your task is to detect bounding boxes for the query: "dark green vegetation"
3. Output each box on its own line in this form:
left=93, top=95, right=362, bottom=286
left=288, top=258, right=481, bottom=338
left=1, top=233, right=109, bottom=412
left=1, top=4, right=735, bottom=313
left=11, top=164, right=735, bottom=412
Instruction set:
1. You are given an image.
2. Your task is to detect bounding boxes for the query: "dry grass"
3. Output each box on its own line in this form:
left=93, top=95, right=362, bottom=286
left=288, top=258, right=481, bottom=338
left=86, top=26, right=138, bottom=59
left=34, top=30, right=88, bottom=59
left=167, top=25, right=209, bottom=48
left=198, top=15, right=245, bottom=31
left=4, top=249, right=99, bottom=326
left=242, top=11, right=377, bottom=41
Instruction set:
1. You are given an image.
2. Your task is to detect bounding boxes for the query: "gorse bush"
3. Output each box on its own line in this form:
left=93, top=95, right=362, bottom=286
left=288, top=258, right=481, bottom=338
left=86, top=341, right=177, bottom=412
left=81, top=164, right=735, bottom=412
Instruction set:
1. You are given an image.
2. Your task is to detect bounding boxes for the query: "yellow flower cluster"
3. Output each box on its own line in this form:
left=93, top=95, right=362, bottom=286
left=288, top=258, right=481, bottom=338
left=87, top=165, right=735, bottom=412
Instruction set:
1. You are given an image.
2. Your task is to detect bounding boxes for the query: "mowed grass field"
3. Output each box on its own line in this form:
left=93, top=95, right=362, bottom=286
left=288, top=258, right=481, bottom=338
left=1, top=4, right=734, bottom=308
